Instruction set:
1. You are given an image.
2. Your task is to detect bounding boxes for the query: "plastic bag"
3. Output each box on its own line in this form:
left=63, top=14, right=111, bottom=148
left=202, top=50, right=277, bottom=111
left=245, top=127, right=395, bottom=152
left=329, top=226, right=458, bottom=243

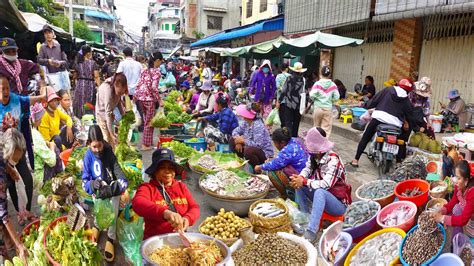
left=164, top=72, right=176, bottom=88
left=93, top=198, right=116, bottom=230
left=453, top=233, right=474, bottom=260
left=266, top=108, right=281, bottom=127
left=117, top=205, right=144, bottom=266
left=16, top=175, right=28, bottom=216
left=284, top=199, right=310, bottom=235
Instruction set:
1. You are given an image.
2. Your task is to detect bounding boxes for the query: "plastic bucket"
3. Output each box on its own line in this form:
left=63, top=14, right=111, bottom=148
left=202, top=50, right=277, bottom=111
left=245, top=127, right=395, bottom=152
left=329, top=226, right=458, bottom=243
left=394, top=179, right=430, bottom=207
left=184, top=138, right=207, bottom=152
left=59, top=148, right=73, bottom=167
left=376, top=201, right=417, bottom=232
left=430, top=253, right=464, bottom=266
left=351, top=107, right=367, bottom=118
left=399, top=224, right=446, bottom=266
left=429, top=115, right=443, bottom=133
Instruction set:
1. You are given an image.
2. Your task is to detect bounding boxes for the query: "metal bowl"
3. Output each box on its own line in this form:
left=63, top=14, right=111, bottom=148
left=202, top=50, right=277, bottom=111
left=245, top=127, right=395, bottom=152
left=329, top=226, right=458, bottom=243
left=201, top=189, right=268, bottom=217
left=141, top=233, right=232, bottom=266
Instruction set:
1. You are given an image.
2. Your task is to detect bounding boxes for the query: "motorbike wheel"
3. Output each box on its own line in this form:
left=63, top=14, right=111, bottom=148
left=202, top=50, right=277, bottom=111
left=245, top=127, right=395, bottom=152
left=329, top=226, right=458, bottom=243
left=378, top=158, right=393, bottom=177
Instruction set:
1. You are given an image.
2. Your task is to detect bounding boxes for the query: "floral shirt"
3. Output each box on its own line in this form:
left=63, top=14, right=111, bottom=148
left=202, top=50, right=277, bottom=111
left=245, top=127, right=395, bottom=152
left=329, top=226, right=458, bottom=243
left=408, top=91, right=430, bottom=118
left=232, top=119, right=274, bottom=158
left=261, top=138, right=308, bottom=172
left=134, top=68, right=161, bottom=102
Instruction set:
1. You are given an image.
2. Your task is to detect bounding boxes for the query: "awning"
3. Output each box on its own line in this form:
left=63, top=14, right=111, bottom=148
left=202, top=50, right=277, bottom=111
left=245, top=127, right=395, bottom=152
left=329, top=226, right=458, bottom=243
left=21, top=12, right=72, bottom=41
left=191, top=16, right=284, bottom=48
left=85, top=10, right=115, bottom=21
left=0, top=0, right=28, bottom=33
left=167, top=45, right=183, bottom=59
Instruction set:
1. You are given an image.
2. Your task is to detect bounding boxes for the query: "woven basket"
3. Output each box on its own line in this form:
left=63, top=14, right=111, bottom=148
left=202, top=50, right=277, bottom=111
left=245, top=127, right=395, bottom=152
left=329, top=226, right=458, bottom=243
left=198, top=219, right=252, bottom=247
left=249, top=199, right=290, bottom=229
left=253, top=222, right=293, bottom=234
left=429, top=181, right=448, bottom=199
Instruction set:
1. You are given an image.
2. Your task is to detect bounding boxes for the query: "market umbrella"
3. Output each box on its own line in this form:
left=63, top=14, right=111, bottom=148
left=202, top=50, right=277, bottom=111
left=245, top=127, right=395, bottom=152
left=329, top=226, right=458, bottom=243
left=21, top=12, right=72, bottom=41
left=282, top=52, right=296, bottom=59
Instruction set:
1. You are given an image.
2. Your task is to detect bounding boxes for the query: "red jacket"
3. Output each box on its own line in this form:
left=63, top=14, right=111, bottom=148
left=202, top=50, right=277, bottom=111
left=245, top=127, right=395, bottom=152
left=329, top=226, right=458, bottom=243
left=442, top=186, right=474, bottom=227
left=132, top=179, right=200, bottom=240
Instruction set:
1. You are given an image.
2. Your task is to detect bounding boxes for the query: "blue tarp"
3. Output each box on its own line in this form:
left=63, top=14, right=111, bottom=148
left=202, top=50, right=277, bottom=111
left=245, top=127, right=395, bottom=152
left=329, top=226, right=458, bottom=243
left=190, top=16, right=284, bottom=48
left=85, top=10, right=115, bottom=21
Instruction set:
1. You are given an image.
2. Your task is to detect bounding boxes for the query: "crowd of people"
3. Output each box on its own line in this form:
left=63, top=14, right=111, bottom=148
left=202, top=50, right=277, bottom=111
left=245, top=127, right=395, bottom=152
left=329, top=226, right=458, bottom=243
left=0, top=24, right=472, bottom=264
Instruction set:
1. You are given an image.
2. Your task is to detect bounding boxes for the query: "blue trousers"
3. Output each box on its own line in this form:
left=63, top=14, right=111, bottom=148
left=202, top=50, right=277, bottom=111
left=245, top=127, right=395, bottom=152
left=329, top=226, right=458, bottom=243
left=296, top=187, right=346, bottom=233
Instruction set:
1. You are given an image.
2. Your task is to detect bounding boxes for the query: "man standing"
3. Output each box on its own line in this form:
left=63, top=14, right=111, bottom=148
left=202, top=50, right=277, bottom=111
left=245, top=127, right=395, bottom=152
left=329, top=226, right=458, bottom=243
left=116, top=47, right=142, bottom=97
left=38, top=25, right=68, bottom=74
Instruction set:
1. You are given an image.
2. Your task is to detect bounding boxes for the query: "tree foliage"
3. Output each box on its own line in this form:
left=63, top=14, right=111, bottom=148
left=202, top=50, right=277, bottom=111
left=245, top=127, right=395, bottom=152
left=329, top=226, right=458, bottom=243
left=14, top=0, right=94, bottom=41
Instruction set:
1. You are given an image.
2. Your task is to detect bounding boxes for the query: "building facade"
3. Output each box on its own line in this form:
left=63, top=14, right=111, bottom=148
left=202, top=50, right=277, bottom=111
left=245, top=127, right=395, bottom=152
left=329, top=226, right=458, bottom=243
left=148, top=3, right=181, bottom=56
left=241, top=0, right=283, bottom=26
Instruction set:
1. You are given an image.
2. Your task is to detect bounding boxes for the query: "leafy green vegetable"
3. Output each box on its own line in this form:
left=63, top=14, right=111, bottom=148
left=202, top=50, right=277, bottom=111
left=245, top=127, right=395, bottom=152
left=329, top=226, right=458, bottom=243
left=116, top=144, right=141, bottom=163
left=188, top=137, right=199, bottom=143
left=164, top=101, right=182, bottom=114
left=22, top=223, right=39, bottom=250
left=150, top=111, right=171, bottom=128
left=93, top=198, right=116, bottom=230
left=118, top=111, right=136, bottom=143
left=46, top=221, right=101, bottom=265
left=120, top=163, right=142, bottom=191
left=161, top=141, right=197, bottom=159
left=166, top=90, right=181, bottom=103
left=65, top=147, right=88, bottom=175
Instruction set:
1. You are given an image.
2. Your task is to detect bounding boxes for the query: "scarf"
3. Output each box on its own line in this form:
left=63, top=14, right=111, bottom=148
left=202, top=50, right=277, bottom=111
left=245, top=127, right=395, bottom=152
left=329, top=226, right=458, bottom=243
left=0, top=55, right=23, bottom=93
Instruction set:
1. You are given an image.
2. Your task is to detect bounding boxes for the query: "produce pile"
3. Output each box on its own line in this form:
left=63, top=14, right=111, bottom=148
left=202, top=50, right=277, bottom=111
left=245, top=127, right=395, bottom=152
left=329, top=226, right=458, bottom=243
left=190, top=153, right=245, bottom=173
left=200, top=170, right=268, bottom=198
left=45, top=221, right=101, bottom=265
left=199, top=209, right=250, bottom=241
left=349, top=232, right=403, bottom=265
left=161, top=141, right=197, bottom=160
left=358, top=180, right=395, bottom=199
left=148, top=241, right=223, bottom=266
left=388, top=155, right=427, bottom=182
left=40, top=172, right=79, bottom=212
left=251, top=202, right=285, bottom=218
left=166, top=111, right=192, bottom=124
left=232, top=233, right=308, bottom=265
left=418, top=211, right=438, bottom=233
left=150, top=111, right=171, bottom=128
left=120, top=160, right=143, bottom=191
left=381, top=205, right=415, bottom=226
left=343, top=201, right=379, bottom=229
left=409, top=132, right=442, bottom=154
left=116, top=111, right=141, bottom=162
left=65, top=147, right=88, bottom=175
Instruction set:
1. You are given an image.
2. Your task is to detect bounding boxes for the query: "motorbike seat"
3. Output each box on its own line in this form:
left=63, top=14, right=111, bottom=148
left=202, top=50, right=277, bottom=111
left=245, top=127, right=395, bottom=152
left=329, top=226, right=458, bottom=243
left=376, top=124, right=401, bottom=134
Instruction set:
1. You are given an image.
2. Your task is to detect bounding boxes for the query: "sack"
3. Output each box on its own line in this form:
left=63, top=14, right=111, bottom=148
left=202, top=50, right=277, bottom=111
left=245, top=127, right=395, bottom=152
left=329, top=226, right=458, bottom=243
left=46, top=71, right=71, bottom=92
left=266, top=108, right=281, bottom=127
left=93, top=198, right=116, bottom=230
left=117, top=205, right=144, bottom=266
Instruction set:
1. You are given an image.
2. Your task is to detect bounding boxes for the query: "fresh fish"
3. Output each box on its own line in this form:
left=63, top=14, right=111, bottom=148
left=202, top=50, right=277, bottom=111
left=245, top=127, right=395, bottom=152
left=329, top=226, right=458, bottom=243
left=343, top=201, right=379, bottom=229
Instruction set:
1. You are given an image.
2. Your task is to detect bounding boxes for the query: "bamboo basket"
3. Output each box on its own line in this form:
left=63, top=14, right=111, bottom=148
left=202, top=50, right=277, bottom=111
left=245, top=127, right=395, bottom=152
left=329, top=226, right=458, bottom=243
left=253, top=222, right=293, bottom=234
left=198, top=219, right=252, bottom=247
left=249, top=199, right=290, bottom=229
left=429, top=181, right=448, bottom=199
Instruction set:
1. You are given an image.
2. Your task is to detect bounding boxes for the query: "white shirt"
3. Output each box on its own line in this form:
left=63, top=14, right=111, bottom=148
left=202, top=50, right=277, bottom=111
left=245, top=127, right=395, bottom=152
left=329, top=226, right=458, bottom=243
left=371, top=86, right=407, bottom=128
left=117, top=57, right=143, bottom=96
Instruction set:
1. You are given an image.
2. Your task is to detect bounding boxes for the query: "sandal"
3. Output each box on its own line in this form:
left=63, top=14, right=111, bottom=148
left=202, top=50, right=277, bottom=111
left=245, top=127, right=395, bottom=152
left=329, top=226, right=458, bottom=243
left=104, top=238, right=115, bottom=262
left=140, top=145, right=153, bottom=151
left=91, top=227, right=100, bottom=243
left=348, top=162, right=359, bottom=168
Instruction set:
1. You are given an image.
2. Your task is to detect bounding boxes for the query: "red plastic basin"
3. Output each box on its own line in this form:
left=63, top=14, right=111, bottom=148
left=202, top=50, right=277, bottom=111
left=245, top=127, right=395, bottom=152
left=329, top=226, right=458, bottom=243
left=59, top=148, right=72, bottom=167
left=376, top=200, right=417, bottom=232
left=426, top=161, right=438, bottom=173
left=394, top=179, right=430, bottom=207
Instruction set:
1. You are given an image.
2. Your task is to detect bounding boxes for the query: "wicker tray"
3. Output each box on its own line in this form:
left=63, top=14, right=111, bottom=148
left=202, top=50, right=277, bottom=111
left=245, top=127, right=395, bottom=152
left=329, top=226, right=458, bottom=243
left=249, top=199, right=290, bottom=229
left=253, top=222, right=293, bottom=234
left=198, top=219, right=253, bottom=246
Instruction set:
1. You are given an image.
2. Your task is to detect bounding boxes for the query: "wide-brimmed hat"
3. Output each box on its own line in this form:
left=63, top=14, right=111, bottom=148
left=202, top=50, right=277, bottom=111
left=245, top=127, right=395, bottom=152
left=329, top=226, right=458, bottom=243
left=0, top=38, right=18, bottom=51
left=305, top=127, right=334, bottom=154
left=200, top=80, right=213, bottom=91
left=414, top=77, right=432, bottom=98
left=236, top=104, right=257, bottom=120
left=145, top=149, right=185, bottom=176
left=180, top=80, right=190, bottom=89
left=447, top=89, right=460, bottom=99
left=46, top=87, right=61, bottom=102
left=30, top=103, right=45, bottom=122
left=289, top=62, right=307, bottom=73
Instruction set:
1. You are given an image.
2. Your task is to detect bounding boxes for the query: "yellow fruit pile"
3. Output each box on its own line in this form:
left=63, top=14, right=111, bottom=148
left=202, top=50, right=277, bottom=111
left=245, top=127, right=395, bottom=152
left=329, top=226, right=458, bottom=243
left=200, top=209, right=249, bottom=240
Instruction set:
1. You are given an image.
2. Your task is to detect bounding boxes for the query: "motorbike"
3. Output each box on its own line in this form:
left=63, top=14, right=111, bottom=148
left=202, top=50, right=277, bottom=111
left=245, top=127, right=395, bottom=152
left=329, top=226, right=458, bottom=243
left=367, top=123, right=404, bottom=176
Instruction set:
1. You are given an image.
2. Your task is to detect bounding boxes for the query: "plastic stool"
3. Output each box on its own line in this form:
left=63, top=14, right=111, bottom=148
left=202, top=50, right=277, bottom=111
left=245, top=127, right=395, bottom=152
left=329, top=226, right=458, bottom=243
left=319, top=212, right=345, bottom=229
left=340, top=114, right=353, bottom=124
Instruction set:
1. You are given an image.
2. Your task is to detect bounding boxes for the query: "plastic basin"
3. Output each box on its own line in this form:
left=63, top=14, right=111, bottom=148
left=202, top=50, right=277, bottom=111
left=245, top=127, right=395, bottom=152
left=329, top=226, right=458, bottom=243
left=394, top=179, right=430, bottom=207
left=344, top=228, right=406, bottom=266
left=184, top=137, right=207, bottom=152
left=399, top=224, right=446, bottom=266
left=21, top=220, right=40, bottom=241
left=319, top=230, right=353, bottom=266
left=426, top=161, right=438, bottom=173
left=59, top=148, right=73, bottom=167
left=343, top=201, right=381, bottom=240
left=355, top=180, right=396, bottom=207
left=44, top=216, right=68, bottom=266
left=429, top=253, right=464, bottom=266
left=376, top=201, right=417, bottom=232
left=351, top=107, right=367, bottom=118
left=173, top=134, right=194, bottom=142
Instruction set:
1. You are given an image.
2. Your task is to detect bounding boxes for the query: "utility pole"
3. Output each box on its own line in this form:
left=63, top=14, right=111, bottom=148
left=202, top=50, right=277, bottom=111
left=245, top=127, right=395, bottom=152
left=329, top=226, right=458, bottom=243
left=69, top=0, right=74, bottom=36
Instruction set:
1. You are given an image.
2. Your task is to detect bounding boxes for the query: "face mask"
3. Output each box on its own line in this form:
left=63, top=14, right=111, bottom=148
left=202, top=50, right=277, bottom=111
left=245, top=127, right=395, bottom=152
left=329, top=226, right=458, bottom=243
left=93, top=151, right=103, bottom=158
left=3, top=54, right=18, bottom=62
left=262, top=67, right=270, bottom=74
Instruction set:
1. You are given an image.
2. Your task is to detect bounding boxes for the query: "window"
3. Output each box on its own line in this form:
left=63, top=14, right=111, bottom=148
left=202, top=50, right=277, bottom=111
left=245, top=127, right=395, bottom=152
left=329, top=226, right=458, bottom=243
left=175, top=9, right=179, bottom=16
left=165, top=24, right=170, bottom=31
left=260, top=0, right=267, bottom=12
left=207, top=16, right=223, bottom=30
left=172, top=24, right=176, bottom=31
left=246, top=0, right=253, bottom=18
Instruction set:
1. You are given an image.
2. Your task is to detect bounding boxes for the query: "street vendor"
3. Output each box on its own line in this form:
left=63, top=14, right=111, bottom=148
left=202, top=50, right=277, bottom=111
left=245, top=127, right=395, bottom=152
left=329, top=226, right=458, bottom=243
left=433, top=160, right=474, bottom=239
left=289, top=127, right=351, bottom=244
left=441, top=89, right=467, bottom=132
left=132, top=149, right=200, bottom=240
left=192, top=80, right=215, bottom=118
left=38, top=89, right=75, bottom=150
left=230, top=103, right=274, bottom=168
left=0, top=128, right=29, bottom=262
left=254, top=127, right=309, bottom=200
left=82, top=125, right=129, bottom=262
left=180, top=80, right=193, bottom=105
left=197, top=93, right=238, bottom=147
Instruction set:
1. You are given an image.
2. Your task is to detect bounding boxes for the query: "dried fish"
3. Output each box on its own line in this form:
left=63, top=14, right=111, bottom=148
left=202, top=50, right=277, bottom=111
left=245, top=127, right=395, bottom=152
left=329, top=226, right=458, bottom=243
left=430, top=185, right=446, bottom=193
left=197, top=154, right=221, bottom=171
left=201, top=171, right=268, bottom=197
left=358, top=180, right=395, bottom=199
left=343, top=201, right=379, bottom=229
left=350, top=232, right=402, bottom=265
left=401, top=187, right=422, bottom=197
left=388, top=155, right=428, bottom=182
left=381, top=205, right=415, bottom=226
left=252, top=202, right=284, bottom=218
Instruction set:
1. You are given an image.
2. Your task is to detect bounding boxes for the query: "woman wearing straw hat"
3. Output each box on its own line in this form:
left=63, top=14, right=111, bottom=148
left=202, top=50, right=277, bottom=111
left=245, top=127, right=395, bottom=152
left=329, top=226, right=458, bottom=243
left=276, top=62, right=307, bottom=138
left=441, top=89, right=467, bottom=132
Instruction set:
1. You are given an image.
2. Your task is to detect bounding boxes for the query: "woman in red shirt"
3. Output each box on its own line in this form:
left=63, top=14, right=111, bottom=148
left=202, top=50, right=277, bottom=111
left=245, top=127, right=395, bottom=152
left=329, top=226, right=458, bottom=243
left=433, top=160, right=474, bottom=239
left=132, top=149, right=200, bottom=239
